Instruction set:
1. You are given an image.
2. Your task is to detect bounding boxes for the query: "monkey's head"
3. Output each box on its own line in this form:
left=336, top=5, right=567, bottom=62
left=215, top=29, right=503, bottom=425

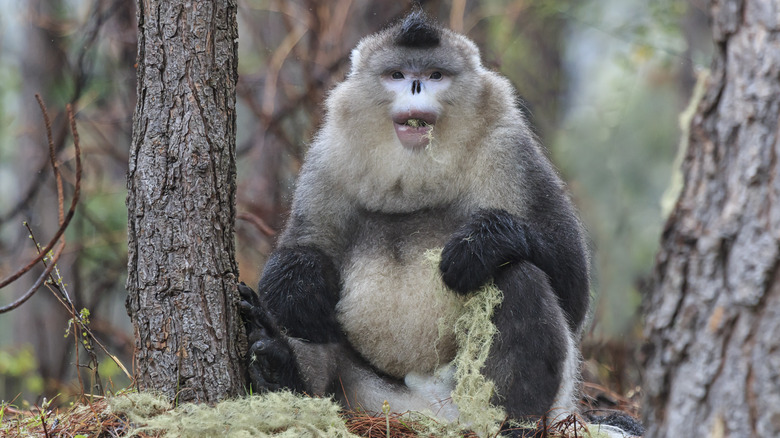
left=313, top=11, right=523, bottom=212
left=333, top=11, right=489, bottom=151
left=345, top=11, right=488, bottom=151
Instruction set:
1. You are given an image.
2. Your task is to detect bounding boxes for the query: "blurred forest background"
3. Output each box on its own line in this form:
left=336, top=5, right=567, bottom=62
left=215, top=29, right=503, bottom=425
left=0, top=0, right=711, bottom=409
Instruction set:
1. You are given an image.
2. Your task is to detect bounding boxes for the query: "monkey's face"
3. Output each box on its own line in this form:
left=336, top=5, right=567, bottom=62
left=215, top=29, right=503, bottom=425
left=336, top=23, right=485, bottom=154
left=382, top=68, right=451, bottom=150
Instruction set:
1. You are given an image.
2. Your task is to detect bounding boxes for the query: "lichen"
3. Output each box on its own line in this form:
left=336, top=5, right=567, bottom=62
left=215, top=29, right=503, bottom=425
left=450, top=281, right=506, bottom=436
left=109, top=391, right=359, bottom=438
left=424, top=248, right=506, bottom=436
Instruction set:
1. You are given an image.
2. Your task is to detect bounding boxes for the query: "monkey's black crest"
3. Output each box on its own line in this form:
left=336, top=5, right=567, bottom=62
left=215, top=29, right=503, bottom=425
left=395, top=10, right=440, bottom=48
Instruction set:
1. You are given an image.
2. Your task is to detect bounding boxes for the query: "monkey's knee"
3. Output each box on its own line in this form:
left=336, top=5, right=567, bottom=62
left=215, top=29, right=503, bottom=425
left=259, top=246, right=343, bottom=343
left=484, top=262, right=575, bottom=418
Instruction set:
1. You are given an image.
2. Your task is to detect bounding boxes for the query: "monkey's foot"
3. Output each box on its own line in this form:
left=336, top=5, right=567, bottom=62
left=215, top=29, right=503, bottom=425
left=247, top=337, right=296, bottom=392
left=238, top=282, right=302, bottom=392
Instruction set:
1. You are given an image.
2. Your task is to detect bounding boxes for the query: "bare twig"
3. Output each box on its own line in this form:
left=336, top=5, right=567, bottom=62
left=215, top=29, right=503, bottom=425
left=0, top=96, right=81, bottom=294
left=237, top=212, right=277, bottom=237
left=38, top=95, right=66, bottom=223
left=0, top=240, right=65, bottom=313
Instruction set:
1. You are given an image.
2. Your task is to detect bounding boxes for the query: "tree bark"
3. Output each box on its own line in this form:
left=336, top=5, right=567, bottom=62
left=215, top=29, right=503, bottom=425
left=126, top=0, right=244, bottom=402
left=643, top=1, right=780, bottom=436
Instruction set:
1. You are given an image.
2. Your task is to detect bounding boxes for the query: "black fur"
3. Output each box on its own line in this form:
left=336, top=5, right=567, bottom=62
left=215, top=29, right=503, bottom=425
left=395, top=10, right=440, bottom=48
left=522, top=204, right=590, bottom=332
left=483, top=262, right=568, bottom=418
left=239, top=282, right=306, bottom=393
left=439, top=208, right=588, bottom=332
left=256, top=247, right=343, bottom=343
left=440, top=209, right=531, bottom=294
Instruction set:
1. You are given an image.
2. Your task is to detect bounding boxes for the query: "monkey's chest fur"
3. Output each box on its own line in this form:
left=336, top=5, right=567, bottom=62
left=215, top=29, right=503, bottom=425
left=335, top=210, right=466, bottom=379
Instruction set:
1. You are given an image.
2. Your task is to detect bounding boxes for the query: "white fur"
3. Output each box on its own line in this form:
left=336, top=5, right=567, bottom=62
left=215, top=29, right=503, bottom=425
left=404, top=363, right=459, bottom=421
left=549, top=327, right=580, bottom=420
left=336, top=247, right=464, bottom=378
left=336, top=362, right=459, bottom=421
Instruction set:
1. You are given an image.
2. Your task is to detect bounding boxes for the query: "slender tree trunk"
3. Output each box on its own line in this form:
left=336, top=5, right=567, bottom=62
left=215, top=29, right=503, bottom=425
left=643, top=1, right=780, bottom=436
left=126, top=0, right=244, bottom=402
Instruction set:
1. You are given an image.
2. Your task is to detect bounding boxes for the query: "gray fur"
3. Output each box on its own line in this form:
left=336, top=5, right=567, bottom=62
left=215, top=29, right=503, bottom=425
left=259, top=15, right=588, bottom=422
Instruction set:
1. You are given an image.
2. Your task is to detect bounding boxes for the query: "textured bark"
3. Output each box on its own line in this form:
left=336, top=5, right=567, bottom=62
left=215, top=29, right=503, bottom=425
left=643, top=1, right=780, bottom=436
left=126, top=0, right=244, bottom=402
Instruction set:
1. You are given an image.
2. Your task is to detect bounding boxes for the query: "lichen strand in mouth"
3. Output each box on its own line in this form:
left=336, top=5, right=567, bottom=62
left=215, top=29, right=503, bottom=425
left=405, top=118, right=429, bottom=128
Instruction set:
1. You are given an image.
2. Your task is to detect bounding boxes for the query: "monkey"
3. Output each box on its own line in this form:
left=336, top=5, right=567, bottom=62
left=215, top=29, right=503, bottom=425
left=240, top=10, right=590, bottom=431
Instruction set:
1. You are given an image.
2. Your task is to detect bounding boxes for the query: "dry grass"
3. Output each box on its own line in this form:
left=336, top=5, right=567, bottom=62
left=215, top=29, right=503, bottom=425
left=0, top=396, right=155, bottom=438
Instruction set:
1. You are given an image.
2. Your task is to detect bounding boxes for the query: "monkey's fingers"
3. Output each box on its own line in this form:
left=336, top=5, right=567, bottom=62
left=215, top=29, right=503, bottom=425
left=238, top=281, right=261, bottom=305
left=238, top=295, right=283, bottom=340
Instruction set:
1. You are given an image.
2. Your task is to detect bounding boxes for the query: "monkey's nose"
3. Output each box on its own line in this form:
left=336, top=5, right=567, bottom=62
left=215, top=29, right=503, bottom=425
left=411, top=80, right=422, bottom=95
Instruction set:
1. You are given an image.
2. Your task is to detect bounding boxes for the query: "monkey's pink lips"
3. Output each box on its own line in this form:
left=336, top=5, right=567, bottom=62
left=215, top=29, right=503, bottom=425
left=393, top=112, right=437, bottom=150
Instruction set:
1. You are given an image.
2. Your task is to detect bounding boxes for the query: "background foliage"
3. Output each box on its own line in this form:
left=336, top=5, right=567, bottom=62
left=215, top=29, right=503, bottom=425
left=0, top=0, right=711, bottom=407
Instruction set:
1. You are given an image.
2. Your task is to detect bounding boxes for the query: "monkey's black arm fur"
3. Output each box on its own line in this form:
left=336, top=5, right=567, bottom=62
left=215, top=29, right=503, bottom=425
left=239, top=246, right=346, bottom=393
left=254, top=246, right=344, bottom=344
left=439, top=208, right=589, bottom=331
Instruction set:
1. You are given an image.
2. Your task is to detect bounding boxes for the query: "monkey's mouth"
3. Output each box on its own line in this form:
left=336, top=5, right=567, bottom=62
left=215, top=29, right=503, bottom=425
left=393, top=112, right=437, bottom=150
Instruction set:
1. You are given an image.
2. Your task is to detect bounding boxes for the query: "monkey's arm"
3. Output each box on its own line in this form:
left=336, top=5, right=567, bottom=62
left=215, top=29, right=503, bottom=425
left=257, top=246, right=344, bottom=343
left=240, top=164, right=358, bottom=392
left=439, top=207, right=589, bottom=331
left=239, top=282, right=308, bottom=392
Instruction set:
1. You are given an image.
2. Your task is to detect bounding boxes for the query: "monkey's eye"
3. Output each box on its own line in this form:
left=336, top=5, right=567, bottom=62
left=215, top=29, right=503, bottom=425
left=391, top=71, right=405, bottom=80
left=429, top=71, right=443, bottom=80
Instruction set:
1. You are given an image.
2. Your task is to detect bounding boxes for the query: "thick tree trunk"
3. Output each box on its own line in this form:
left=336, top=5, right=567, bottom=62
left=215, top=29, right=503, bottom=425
left=126, top=0, right=244, bottom=402
left=643, top=1, right=780, bottom=436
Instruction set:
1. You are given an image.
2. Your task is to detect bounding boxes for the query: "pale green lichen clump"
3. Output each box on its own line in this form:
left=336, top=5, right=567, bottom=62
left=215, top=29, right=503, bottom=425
left=109, top=390, right=359, bottom=438
left=450, top=280, right=506, bottom=435
left=424, top=248, right=506, bottom=437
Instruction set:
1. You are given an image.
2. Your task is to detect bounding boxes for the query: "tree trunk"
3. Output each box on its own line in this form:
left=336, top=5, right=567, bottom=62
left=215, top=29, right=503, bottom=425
left=643, top=1, right=780, bottom=436
left=126, top=0, right=244, bottom=402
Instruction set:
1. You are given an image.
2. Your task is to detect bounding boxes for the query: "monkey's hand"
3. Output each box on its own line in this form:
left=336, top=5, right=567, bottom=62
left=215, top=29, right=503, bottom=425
left=238, top=282, right=302, bottom=393
left=439, top=209, right=530, bottom=294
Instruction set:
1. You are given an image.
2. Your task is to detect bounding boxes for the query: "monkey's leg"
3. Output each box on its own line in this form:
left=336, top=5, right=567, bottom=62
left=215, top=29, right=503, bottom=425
left=259, top=247, right=343, bottom=344
left=439, top=208, right=589, bottom=333
left=481, top=261, right=577, bottom=422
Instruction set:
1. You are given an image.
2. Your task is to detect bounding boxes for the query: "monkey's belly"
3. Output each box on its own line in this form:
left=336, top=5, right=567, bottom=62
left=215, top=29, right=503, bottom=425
left=336, top=250, right=465, bottom=378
